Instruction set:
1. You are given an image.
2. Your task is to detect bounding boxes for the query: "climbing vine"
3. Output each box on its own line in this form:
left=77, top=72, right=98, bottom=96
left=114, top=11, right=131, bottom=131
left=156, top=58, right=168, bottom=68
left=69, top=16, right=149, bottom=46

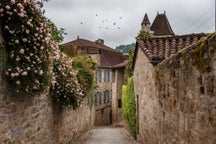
left=0, top=0, right=90, bottom=109
left=122, top=77, right=136, bottom=138
left=49, top=53, right=84, bottom=108
left=0, top=0, right=52, bottom=94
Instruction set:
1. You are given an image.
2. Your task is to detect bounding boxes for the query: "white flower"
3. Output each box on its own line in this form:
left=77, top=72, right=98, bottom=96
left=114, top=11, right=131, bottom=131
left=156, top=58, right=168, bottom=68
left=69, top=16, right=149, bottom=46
left=23, top=38, right=27, bottom=42
left=39, top=70, right=43, bottom=75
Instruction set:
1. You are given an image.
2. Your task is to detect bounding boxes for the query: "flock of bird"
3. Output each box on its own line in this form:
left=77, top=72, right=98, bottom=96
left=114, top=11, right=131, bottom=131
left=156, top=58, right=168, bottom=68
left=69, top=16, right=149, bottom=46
left=80, top=14, right=123, bottom=30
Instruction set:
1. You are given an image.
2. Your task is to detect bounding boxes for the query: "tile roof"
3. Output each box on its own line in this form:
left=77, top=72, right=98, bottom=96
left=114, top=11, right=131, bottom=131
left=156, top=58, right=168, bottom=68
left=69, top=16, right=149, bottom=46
left=150, top=13, right=174, bottom=36
left=135, top=33, right=207, bottom=65
left=159, top=32, right=216, bottom=66
left=62, top=38, right=123, bottom=68
left=112, top=61, right=127, bottom=69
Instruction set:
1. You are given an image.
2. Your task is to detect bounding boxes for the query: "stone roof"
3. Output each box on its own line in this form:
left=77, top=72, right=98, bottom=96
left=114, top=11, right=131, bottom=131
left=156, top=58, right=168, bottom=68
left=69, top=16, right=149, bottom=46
left=62, top=38, right=123, bottom=68
left=135, top=33, right=207, bottom=65
left=150, top=12, right=174, bottom=36
left=142, top=13, right=150, bottom=25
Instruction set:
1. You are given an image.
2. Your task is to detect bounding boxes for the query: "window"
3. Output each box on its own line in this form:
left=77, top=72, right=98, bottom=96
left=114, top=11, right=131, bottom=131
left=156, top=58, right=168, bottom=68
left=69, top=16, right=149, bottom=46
left=107, top=70, right=110, bottom=82
left=95, top=93, right=98, bottom=105
left=107, top=90, right=110, bottom=103
left=95, top=70, right=98, bottom=83
left=104, top=70, right=107, bottom=82
left=101, top=109, right=104, bottom=115
left=99, top=70, right=102, bottom=82
left=99, top=92, right=102, bottom=105
left=104, top=91, right=106, bottom=103
left=118, top=99, right=122, bottom=108
left=110, top=90, right=112, bottom=101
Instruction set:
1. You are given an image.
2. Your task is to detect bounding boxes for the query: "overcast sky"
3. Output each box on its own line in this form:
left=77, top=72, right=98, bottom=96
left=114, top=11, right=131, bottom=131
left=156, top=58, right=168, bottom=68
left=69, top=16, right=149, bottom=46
left=44, top=0, right=215, bottom=48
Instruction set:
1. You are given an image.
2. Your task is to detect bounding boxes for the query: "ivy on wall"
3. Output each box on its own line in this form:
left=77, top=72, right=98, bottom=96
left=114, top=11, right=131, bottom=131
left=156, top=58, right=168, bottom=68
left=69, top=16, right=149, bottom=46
left=125, top=49, right=134, bottom=80
left=122, top=77, right=136, bottom=138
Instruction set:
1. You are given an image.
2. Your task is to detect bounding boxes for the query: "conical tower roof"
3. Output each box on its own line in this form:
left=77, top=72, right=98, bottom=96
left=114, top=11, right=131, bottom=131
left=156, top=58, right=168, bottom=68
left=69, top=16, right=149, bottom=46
left=141, top=13, right=150, bottom=25
left=150, top=12, right=174, bottom=36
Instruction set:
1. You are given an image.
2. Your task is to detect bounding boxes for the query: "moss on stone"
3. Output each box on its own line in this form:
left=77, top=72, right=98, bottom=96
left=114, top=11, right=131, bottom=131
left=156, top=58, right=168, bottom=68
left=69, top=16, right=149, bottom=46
left=191, top=36, right=209, bottom=73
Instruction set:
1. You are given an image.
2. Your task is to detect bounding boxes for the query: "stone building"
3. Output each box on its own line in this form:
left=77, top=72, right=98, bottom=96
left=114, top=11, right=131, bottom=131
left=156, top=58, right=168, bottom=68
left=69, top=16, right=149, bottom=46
left=63, top=38, right=126, bottom=126
left=133, top=12, right=216, bottom=143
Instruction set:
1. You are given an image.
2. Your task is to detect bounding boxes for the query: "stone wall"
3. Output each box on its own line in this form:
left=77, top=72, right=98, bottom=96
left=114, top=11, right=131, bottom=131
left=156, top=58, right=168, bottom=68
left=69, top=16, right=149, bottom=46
left=133, top=47, right=158, bottom=143
left=0, top=34, right=94, bottom=144
left=134, top=34, right=216, bottom=143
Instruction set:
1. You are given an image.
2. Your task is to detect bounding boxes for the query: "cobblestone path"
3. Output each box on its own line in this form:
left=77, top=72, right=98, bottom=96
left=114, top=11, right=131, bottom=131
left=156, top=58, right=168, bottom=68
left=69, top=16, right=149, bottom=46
left=83, top=126, right=140, bottom=144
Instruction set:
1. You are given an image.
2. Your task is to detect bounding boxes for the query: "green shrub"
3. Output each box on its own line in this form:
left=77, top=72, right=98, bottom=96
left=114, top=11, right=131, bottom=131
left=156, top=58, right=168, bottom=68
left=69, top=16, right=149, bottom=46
left=122, top=77, right=136, bottom=138
left=72, top=56, right=96, bottom=96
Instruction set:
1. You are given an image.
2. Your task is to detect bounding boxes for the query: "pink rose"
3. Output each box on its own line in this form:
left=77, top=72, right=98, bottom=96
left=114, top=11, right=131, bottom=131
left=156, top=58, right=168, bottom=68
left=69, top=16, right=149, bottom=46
left=17, top=3, right=24, bottom=9
left=11, top=73, right=15, bottom=77
left=5, top=6, right=10, bottom=10
left=10, top=0, right=15, bottom=4
left=15, top=40, right=19, bottom=44
left=16, top=57, right=20, bottom=62
left=26, top=29, right=30, bottom=34
left=0, top=8, right=4, bottom=13
left=21, top=71, right=28, bottom=76
left=5, top=71, right=9, bottom=75
left=19, top=49, right=25, bottom=54
left=16, top=81, right=21, bottom=85
left=16, top=67, right=20, bottom=71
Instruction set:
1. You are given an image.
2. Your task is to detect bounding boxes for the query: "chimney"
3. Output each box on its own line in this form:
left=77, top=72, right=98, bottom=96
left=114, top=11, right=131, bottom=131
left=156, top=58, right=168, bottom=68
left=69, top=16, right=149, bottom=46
left=95, top=39, right=104, bottom=44
left=77, top=35, right=79, bottom=40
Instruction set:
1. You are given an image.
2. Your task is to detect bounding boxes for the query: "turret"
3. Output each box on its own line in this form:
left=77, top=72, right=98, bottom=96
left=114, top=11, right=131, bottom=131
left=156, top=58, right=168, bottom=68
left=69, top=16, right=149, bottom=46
left=141, top=13, right=151, bottom=32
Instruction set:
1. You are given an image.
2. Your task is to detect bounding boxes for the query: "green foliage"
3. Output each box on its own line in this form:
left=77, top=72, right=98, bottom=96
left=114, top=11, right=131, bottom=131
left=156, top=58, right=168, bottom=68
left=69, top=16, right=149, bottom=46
left=122, top=77, right=136, bottom=138
left=125, top=49, right=134, bottom=80
left=115, top=43, right=135, bottom=53
left=72, top=56, right=96, bottom=96
left=49, top=56, right=84, bottom=108
left=137, top=30, right=150, bottom=39
left=48, top=21, right=66, bottom=44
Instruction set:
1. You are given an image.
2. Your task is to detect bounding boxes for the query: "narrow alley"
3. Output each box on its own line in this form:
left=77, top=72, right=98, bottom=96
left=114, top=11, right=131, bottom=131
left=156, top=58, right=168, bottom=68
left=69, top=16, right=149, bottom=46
left=72, top=127, right=140, bottom=144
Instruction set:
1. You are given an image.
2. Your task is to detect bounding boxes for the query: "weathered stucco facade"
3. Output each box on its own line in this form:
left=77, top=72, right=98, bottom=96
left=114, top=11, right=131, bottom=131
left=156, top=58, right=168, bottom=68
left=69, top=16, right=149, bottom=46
left=0, top=32, right=94, bottom=144
left=134, top=33, right=216, bottom=143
